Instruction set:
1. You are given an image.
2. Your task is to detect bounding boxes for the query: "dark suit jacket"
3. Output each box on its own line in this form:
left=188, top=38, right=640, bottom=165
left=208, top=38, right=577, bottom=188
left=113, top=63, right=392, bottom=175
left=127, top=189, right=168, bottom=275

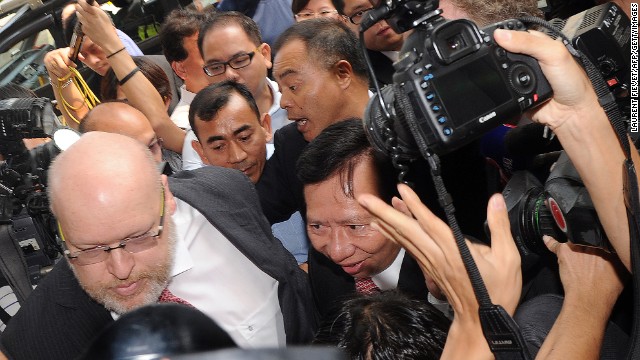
left=0, top=261, right=113, bottom=360
left=256, top=122, right=308, bottom=225
left=1, top=166, right=317, bottom=360
left=308, top=248, right=429, bottom=321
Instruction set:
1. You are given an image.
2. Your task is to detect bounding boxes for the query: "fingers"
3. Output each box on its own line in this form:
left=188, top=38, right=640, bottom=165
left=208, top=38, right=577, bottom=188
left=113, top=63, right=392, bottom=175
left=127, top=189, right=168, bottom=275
left=391, top=196, right=411, bottom=217
left=493, top=29, right=566, bottom=66
left=485, top=194, right=517, bottom=259
left=45, top=48, right=75, bottom=78
left=543, top=235, right=562, bottom=255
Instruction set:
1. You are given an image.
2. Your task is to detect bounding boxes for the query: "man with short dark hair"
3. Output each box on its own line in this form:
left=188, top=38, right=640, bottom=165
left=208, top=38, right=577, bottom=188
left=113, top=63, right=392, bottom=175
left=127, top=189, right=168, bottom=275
left=189, top=81, right=309, bottom=265
left=160, top=8, right=212, bottom=129
left=257, top=19, right=371, bottom=225
left=297, top=119, right=440, bottom=320
left=189, top=81, right=272, bottom=185
left=182, top=11, right=291, bottom=170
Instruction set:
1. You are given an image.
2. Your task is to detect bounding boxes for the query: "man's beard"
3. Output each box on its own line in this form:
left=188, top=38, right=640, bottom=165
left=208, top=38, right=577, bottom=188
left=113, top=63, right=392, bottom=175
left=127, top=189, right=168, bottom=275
left=71, top=218, right=178, bottom=315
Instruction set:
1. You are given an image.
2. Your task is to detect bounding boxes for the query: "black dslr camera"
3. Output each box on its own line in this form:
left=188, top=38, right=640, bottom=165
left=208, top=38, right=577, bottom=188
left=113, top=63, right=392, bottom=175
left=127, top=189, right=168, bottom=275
left=363, top=0, right=552, bottom=156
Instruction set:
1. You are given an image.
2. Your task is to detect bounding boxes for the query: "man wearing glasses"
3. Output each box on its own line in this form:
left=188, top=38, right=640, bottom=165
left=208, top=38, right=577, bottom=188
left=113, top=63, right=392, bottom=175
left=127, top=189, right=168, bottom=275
left=341, top=0, right=403, bottom=86
left=181, top=11, right=290, bottom=170
left=0, top=133, right=316, bottom=359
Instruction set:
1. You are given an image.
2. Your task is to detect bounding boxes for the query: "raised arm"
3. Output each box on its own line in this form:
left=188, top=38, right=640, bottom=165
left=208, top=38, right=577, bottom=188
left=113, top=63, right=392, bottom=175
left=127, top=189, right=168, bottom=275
left=74, top=0, right=186, bottom=153
left=43, top=47, right=89, bottom=129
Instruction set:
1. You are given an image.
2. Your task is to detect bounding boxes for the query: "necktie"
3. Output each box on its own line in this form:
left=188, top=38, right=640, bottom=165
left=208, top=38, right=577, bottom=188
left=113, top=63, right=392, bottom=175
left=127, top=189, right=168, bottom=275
left=158, top=288, right=193, bottom=307
left=355, top=277, right=381, bottom=295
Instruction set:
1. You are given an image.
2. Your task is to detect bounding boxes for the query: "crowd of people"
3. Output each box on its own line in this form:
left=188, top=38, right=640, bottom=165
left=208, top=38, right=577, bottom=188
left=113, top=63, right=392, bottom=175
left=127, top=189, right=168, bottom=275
left=0, top=0, right=635, bottom=359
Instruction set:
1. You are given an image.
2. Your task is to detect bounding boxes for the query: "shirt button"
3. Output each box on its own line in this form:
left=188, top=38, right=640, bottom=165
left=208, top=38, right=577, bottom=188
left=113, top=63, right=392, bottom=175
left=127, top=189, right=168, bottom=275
left=248, top=325, right=254, bottom=331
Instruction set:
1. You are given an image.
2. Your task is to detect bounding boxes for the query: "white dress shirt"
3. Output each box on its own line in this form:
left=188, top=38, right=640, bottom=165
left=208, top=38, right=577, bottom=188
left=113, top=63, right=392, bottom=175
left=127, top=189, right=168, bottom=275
left=167, top=198, right=286, bottom=348
left=169, top=85, right=197, bottom=129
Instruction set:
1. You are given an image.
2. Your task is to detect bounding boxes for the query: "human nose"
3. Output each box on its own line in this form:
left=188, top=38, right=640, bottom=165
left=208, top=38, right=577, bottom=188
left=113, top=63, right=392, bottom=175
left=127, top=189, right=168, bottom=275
left=326, top=228, right=356, bottom=263
left=105, top=248, right=135, bottom=280
left=223, top=65, right=240, bottom=81
left=280, top=91, right=293, bottom=110
left=228, top=141, right=248, bottom=163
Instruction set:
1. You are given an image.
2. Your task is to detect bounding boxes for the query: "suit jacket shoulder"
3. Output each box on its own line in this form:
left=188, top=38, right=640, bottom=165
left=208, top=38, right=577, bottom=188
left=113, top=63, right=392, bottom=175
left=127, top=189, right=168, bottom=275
left=168, top=166, right=318, bottom=344
left=0, top=261, right=112, bottom=360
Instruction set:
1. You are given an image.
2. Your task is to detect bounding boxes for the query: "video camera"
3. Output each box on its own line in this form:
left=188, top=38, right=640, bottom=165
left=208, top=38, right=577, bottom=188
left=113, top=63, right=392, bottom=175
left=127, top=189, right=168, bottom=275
left=503, top=151, right=609, bottom=269
left=0, top=97, right=70, bottom=287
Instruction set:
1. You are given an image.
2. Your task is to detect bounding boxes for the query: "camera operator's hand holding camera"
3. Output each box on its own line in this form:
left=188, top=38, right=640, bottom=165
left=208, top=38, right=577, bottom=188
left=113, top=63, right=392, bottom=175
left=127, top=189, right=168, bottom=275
left=359, top=185, right=520, bottom=360
left=537, top=236, right=626, bottom=360
left=494, top=28, right=638, bottom=272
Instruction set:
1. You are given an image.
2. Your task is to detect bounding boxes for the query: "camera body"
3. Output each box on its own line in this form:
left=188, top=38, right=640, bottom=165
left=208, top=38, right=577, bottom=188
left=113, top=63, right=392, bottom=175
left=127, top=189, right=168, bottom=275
left=365, top=17, right=552, bottom=156
left=549, top=2, right=630, bottom=100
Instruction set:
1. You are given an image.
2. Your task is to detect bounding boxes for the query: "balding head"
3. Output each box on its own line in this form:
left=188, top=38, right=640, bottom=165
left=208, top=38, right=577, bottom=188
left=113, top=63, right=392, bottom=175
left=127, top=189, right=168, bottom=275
left=48, top=132, right=161, bottom=230
left=80, top=102, right=162, bottom=162
left=48, top=132, right=176, bottom=314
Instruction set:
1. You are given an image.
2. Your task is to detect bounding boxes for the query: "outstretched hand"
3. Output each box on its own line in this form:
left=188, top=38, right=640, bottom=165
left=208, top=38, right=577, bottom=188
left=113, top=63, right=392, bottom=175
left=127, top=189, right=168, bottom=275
left=359, top=184, right=521, bottom=316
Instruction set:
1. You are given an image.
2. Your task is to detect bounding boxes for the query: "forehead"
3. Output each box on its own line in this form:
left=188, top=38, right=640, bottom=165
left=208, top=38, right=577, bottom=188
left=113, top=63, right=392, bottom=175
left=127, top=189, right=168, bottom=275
left=182, top=33, right=201, bottom=55
left=273, top=39, right=318, bottom=79
left=197, top=94, right=260, bottom=132
left=304, top=0, right=337, bottom=9
left=80, top=37, right=103, bottom=54
left=343, top=0, right=371, bottom=13
left=304, top=159, right=380, bottom=214
left=201, top=24, right=256, bottom=60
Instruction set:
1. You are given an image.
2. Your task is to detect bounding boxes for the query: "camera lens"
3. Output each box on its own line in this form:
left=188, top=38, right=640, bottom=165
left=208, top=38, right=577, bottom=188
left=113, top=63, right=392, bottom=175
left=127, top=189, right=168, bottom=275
left=446, top=34, right=466, bottom=50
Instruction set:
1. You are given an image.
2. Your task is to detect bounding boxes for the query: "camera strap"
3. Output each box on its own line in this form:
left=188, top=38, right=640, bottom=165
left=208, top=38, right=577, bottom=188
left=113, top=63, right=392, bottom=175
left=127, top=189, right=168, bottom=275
left=393, top=84, right=533, bottom=360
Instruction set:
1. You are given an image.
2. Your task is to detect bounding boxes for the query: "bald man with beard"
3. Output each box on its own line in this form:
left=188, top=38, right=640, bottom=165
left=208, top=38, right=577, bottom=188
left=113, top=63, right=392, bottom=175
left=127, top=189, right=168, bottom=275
left=0, top=132, right=316, bottom=360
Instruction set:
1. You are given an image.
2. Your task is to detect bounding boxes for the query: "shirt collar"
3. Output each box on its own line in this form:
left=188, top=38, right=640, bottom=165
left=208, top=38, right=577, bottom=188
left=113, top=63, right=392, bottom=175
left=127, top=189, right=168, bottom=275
left=372, top=248, right=405, bottom=291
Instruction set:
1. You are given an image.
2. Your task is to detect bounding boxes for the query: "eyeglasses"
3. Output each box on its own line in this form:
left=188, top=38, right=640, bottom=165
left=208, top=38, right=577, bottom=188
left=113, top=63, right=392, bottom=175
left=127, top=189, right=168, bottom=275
left=294, top=9, right=340, bottom=19
left=59, top=189, right=166, bottom=266
left=348, top=8, right=374, bottom=25
left=203, top=46, right=261, bottom=77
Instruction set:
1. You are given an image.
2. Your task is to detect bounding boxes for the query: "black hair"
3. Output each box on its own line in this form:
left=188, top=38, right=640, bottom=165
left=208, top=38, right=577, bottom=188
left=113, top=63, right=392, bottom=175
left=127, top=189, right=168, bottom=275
left=188, top=80, right=260, bottom=139
left=197, top=12, right=263, bottom=58
left=297, top=118, right=396, bottom=203
left=160, top=8, right=213, bottom=63
left=273, top=18, right=368, bottom=81
left=314, top=291, right=451, bottom=360
left=291, top=0, right=345, bottom=14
